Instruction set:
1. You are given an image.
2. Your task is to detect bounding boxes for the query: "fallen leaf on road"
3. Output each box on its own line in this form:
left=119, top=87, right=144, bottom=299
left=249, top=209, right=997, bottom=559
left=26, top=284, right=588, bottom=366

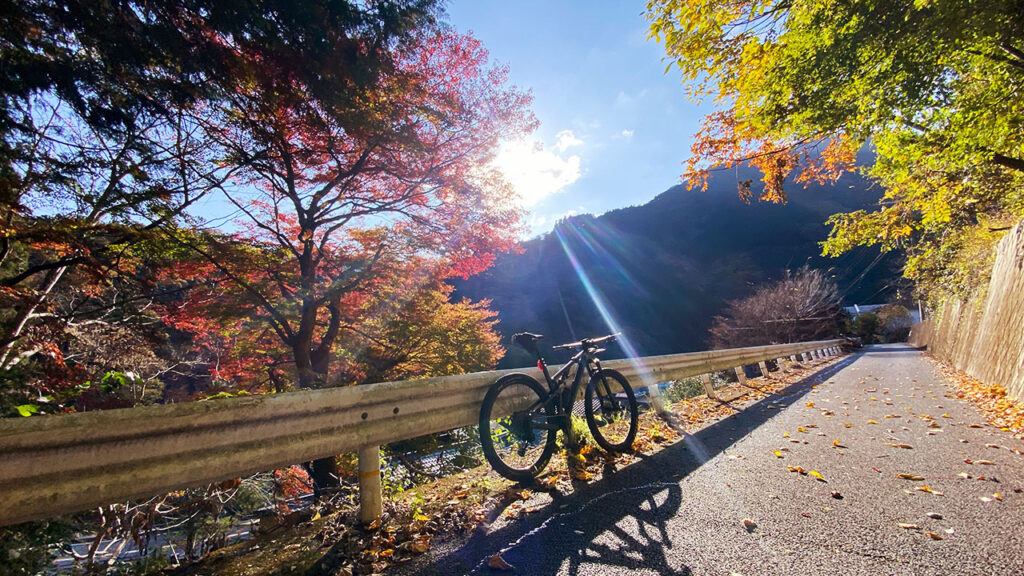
left=980, top=496, right=993, bottom=502
left=844, top=423, right=852, bottom=428
left=942, top=413, right=951, bottom=418
left=968, top=423, right=983, bottom=428
left=742, top=518, right=757, bottom=532
left=926, top=512, right=943, bottom=519
left=888, top=443, right=914, bottom=449
left=993, top=492, right=1003, bottom=501
left=488, top=554, right=514, bottom=571
left=985, top=443, right=1000, bottom=449
left=408, top=537, right=431, bottom=554
left=958, top=472, right=971, bottom=479
left=806, top=402, right=815, bottom=408
left=975, top=460, right=996, bottom=466
left=831, top=491, right=843, bottom=499
left=809, top=470, right=826, bottom=482
left=867, top=420, right=879, bottom=425
left=773, top=451, right=784, bottom=458
left=801, top=512, right=811, bottom=518
left=788, top=466, right=807, bottom=475
left=895, top=473, right=926, bottom=481
left=898, top=523, right=920, bottom=530
left=833, top=439, right=843, bottom=448
left=915, top=485, right=944, bottom=496
left=782, top=432, right=789, bottom=438
left=924, top=531, right=944, bottom=540
left=797, top=427, right=807, bottom=433
left=885, top=414, right=901, bottom=419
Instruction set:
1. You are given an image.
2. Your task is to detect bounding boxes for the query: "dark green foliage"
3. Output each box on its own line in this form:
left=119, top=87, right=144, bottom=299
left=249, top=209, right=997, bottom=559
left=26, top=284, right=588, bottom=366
left=850, top=312, right=880, bottom=344
left=0, top=519, right=72, bottom=575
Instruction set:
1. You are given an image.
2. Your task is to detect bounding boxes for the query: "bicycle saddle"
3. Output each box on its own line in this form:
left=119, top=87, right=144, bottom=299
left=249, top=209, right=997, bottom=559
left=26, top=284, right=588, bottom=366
left=512, top=332, right=544, bottom=354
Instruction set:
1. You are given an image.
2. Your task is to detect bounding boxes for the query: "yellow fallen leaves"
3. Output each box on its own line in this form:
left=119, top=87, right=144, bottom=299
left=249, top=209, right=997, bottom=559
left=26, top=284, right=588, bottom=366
left=867, top=419, right=879, bottom=425
left=925, top=531, right=944, bottom=540
left=915, top=485, right=944, bottom=496
left=895, top=473, right=925, bottom=481
left=898, top=523, right=920, bottom=530
left=806, top=402, right=815, bottom=408
left=773, top=450, right=784, bottom=458
left=888, top=443, right=914, bottom=449
left=808, top=470, right=826, bottom=482
left=797, top=427, right=808, bottom=433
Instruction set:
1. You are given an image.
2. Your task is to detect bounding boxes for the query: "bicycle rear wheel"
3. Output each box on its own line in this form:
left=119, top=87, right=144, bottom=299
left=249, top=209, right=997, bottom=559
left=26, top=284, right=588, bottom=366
left=584, top=369, right=638, bottom=452
left=479, top=374, right=557, bottom=481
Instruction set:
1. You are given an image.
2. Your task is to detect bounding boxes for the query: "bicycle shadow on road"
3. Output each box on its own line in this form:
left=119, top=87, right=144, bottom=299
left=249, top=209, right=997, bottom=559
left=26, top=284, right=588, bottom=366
left=397, top=355, right=859, bottom=576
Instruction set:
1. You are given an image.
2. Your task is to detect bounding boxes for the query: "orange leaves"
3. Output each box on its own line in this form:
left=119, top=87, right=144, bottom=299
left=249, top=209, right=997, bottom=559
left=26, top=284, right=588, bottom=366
left=934, top=361, right=1024, bottom=434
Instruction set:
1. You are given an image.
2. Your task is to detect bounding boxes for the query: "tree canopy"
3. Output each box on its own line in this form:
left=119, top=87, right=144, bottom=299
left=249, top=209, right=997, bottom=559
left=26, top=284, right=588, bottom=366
left=646, top=0, right=1024, bottom=302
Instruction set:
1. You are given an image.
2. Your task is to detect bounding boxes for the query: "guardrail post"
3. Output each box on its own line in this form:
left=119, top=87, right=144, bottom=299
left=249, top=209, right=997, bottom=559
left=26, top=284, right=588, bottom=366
left=700, top=373, right=716, bottom=399
left=358, top=445, right=383, bottom=525
left=757, top=361, right=770, bottom=378
left=733, top=366, right=747, bottom=384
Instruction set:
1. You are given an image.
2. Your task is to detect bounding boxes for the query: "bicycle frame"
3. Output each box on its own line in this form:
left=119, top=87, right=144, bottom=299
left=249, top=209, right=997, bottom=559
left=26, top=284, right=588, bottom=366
left=521, top=340, right=611, bottom=432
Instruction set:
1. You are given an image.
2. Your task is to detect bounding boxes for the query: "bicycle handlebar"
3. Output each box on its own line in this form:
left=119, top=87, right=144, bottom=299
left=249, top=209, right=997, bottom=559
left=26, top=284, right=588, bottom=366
left=551, top=332, right=620, bottom=351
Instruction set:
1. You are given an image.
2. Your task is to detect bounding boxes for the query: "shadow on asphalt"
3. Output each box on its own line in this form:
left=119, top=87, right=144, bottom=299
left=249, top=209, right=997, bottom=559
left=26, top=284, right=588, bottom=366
left=399, top=354, right=861, bottom=576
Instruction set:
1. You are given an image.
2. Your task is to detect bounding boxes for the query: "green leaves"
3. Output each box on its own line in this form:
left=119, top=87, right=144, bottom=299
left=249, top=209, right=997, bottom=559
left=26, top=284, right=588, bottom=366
left=647, top=0, right=1024, bottom=303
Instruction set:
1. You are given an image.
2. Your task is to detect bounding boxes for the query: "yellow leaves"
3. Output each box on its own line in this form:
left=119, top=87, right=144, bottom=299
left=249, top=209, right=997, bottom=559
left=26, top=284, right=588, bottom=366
left=773, top=450, right=784, bottom=458
left=797, top=426, right=807, bottom=433
left=888, top=443, right=914, bottom=449
left=788, top=466, right=807, bottom=475
left=895, top=473, right=925, bottom=481
left=808, top=470, right=826, bottom=482
left=844, top=423, right=853, bottom=428
left=974, top=459, right=996, bottom=466
left=867, top=419, right=879, bottom=425
left=915, top=485, right=944, bottom=496
left=782, top=432, right=790, bottom=438
left=832, top=439, right=843, bottom=448
left=806, top=402, right=815, bottom=408
left=898, top=523, right=920, bottom=530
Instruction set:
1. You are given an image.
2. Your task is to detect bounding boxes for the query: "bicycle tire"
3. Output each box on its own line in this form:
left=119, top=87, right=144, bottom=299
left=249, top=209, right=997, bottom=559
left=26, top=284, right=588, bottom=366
left=584, top=368, right=638, bottom=452
left=479, top=373, right=558, bottom=481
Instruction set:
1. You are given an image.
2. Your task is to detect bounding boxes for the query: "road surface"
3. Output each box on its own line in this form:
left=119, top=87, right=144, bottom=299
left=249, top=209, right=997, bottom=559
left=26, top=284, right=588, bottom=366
left=398, top=344, right=1024, bottom=575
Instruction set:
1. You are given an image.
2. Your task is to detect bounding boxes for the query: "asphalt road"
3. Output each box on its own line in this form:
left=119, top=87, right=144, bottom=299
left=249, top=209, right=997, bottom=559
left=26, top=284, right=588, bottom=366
left=397, top=345, right=1024, bottom=575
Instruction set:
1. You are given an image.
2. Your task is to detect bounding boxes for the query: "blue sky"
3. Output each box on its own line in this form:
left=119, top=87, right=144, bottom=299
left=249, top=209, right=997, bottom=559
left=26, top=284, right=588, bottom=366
left=444, top=1, right=706, bottom=235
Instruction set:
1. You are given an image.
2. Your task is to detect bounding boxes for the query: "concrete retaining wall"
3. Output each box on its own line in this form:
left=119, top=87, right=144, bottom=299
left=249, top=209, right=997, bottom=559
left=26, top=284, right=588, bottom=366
left=909, top=219, right=1024, bottom=399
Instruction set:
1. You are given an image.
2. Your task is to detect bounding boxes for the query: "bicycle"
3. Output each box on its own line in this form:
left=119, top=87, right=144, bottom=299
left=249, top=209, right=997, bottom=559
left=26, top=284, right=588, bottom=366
left=478, top=332, right=639, bottom=482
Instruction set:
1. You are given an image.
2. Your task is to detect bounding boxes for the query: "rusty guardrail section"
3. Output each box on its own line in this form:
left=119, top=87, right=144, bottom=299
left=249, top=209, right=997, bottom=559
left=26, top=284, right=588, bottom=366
left=0, top=339, right=843, bottom=526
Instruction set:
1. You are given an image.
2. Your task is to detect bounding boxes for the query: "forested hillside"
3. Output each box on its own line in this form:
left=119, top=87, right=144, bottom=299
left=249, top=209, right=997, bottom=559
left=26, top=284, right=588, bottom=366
left=455, top=163, right=904, bottom=367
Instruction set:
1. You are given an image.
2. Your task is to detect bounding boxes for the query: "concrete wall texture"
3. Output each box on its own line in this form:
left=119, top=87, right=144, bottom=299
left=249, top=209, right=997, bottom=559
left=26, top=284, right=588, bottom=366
left=909, top=219, right=1024, bottom=399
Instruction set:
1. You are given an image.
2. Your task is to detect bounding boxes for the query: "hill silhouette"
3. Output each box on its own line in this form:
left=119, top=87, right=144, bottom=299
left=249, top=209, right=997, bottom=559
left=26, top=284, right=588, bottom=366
left=453, top=164, right=903, bottom=368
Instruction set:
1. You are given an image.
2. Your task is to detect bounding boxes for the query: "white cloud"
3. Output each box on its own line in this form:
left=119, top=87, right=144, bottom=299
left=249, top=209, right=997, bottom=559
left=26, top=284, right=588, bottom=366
left=554, top=130, right=583, bottom=153
left=614, top=88, right=649, bottom=108
left=620, top=129, right=634, bottom=141
left=493, top=137, right=582, bottom=206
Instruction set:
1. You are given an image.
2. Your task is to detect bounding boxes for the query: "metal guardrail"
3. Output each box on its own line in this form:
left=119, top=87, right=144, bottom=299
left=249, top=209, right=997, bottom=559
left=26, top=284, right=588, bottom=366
left=0, top=339, right=843, bottom=526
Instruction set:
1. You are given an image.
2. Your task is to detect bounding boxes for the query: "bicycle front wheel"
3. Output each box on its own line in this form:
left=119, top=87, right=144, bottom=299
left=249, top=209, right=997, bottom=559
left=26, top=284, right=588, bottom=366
left=585, top=369, right=638, bottom=452
left=479, top=373, right=557, bottom=482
